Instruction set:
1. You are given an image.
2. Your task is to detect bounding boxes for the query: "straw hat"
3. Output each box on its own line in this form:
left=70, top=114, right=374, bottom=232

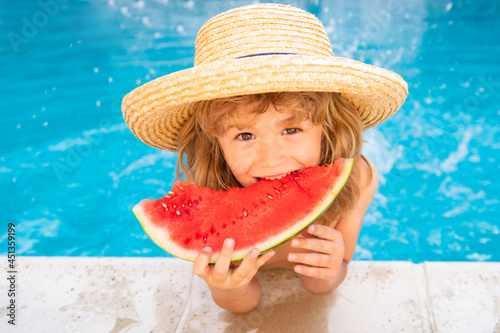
left=122, top=3, right=408, bottom=151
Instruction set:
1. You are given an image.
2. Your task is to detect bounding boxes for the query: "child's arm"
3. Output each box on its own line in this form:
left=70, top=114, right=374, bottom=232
left=288, top=157, right=379, bottom=293
left=193, top=239, right=275, bottom=313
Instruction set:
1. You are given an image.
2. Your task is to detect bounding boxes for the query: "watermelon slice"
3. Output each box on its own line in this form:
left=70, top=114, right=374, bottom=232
left=133, top=158, right=354, bottom=262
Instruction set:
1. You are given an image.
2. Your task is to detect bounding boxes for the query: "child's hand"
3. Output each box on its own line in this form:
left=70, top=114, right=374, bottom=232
left=193, top=238, right=275, bottom=297
left=288, top=224, right=345, bottom=281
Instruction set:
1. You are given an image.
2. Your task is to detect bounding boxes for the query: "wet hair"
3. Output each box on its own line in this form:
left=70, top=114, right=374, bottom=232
left=176, top=92, right=370, bottom=223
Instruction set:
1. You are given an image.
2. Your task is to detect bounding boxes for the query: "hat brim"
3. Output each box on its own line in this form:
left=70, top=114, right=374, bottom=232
left=122, top=54, right=408, bottom=151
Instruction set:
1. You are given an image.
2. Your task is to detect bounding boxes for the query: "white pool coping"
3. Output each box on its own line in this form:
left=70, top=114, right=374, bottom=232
left=2, top=257, right=499, bottom=332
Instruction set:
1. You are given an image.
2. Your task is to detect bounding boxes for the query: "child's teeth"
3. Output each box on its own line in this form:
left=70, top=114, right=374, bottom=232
left=263, top=172, right=293, bottom=180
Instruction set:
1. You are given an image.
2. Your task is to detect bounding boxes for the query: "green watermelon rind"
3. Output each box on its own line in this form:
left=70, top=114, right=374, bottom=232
left=133, top=158, right=354, bottom=263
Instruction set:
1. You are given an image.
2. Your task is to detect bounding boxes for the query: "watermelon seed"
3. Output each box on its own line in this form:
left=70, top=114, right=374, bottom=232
left=179, top=186, right=184, bottom=190
left=268, top=195, right=274, bottom=199
left=166, top=196, right=170, bottom=199
left=161, top=203, right=167, bottom=208
left=169, top=191, right=175, bottom=194
left=182, top=204, right=185, bottom=207
left=275, top=189, right=280, bottom=193
left=243, top=209, right=248, bottom=217
left=176, top=210, right=181, bottom=215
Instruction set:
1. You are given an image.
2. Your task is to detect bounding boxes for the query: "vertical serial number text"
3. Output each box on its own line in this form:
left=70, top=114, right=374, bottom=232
left=7, top=222, right=16, bottom=325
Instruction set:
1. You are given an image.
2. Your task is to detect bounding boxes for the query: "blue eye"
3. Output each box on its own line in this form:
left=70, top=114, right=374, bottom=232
left=236, top=133, right=254, bottom=140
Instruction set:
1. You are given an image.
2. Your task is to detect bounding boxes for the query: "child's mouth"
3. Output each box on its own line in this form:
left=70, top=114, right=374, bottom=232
left=255, top=170, right=301, bottom=182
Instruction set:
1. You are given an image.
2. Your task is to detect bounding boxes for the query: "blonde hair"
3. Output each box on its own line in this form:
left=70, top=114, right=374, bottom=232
left=176, top=92, right=369, bottom=224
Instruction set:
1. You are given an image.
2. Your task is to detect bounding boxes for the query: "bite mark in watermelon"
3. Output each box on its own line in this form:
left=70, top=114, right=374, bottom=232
left=133, top=158, right=354, bottom=263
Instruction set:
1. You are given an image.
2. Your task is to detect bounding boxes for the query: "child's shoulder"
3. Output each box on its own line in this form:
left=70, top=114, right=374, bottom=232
left=354, top=155, right=379, bottom=197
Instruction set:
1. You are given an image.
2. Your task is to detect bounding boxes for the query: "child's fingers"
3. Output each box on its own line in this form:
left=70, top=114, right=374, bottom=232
left=307, top=224, right=343, bottom=241
left=212, top=238, right=234, bottom=280
left=291, top=237, right=337, bottom=254
left=254, top=250, right=276, bottom=271
left=193, top=247, right=212, bottom=278
left=232, top=248, right=260, bottom=280
left=288, top=252, right=337, bottom=269
left=293, top=264, right=336, bottom=280
left=235, top=248, right=274, bottom=275
left=291, top=225, right=344, bottom=254
left=257, top=249, right=276, bottom=264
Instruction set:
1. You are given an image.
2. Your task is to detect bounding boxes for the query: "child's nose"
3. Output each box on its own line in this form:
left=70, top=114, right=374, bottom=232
left=256, top=138, right=286, bottom=167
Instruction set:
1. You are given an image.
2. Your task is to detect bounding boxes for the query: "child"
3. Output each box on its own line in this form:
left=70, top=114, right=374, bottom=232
left=122, top=4, right=408, bottom=313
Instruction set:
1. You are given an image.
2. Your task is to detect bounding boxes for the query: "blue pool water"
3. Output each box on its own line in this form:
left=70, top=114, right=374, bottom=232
left=1, top=0, right=499, bottom=262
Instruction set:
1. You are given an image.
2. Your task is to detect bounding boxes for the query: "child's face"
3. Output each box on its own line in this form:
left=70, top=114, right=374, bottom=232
left=218, top=103, right=323, bottom=187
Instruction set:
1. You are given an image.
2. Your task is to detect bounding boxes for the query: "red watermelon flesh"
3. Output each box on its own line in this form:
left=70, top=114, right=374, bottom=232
left=133, top=158, right=354, bottom=263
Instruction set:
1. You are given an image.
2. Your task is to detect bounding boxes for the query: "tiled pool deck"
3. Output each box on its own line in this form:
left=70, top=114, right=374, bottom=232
left=2, top=257, right=498, bottom=332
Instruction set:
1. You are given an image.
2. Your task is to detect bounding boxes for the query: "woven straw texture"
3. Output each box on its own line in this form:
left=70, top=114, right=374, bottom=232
left=122, top=4, right=408, bottom=151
